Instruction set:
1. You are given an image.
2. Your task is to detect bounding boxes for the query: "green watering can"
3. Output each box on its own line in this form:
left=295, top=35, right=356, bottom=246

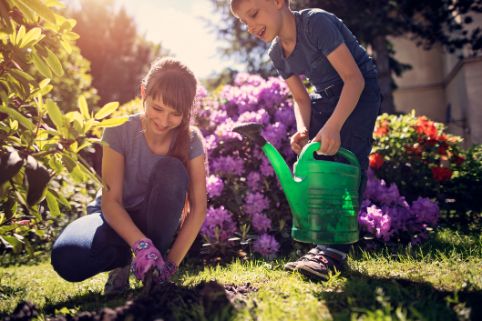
left=233, top=123, right=361, bottom=245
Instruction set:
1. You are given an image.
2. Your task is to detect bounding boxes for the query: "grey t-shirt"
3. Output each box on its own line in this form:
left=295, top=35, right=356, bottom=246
left=101, top=113, right=205, bottom=210
left=268, top=9, right=377, bottom=92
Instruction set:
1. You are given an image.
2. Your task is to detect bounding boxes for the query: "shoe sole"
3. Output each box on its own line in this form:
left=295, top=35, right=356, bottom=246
left=296, top=266, right=329, bottom=281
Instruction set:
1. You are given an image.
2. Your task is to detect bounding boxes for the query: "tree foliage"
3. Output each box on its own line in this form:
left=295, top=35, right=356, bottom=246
left=68, top=0, right=167, bottom=105
left=0, top=0, right=125, bottom=253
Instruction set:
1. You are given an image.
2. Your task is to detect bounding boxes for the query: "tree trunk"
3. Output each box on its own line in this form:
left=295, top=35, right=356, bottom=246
left=372, top=35, right=396, bottom=114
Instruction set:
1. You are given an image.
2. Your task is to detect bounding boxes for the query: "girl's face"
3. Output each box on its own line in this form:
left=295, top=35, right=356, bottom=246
left=144, top=96, right=183, bottom=135
left=234, top=0, right=283, bottom=43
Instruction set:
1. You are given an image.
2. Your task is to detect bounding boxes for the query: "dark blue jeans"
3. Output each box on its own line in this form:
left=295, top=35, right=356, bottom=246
left=51, top=157, right=188, bottom=282
left=309, top=78, right=381, bottom=250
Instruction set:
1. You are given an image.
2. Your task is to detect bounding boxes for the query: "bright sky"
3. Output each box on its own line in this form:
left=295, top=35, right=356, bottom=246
left=67, top=0, right=240, bottom=79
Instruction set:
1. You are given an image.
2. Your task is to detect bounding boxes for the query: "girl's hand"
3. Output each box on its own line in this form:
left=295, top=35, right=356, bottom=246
left=156, top=260, right=178, bottom=282
left=313, top=122, right=341, bottom=155
left=290, top=130, right=309, bottom=154
left=131, top=238, right=164, bottom=281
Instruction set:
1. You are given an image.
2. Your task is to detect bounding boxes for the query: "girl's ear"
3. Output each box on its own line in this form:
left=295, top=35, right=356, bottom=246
left=140, top=84, right=146, bottom=99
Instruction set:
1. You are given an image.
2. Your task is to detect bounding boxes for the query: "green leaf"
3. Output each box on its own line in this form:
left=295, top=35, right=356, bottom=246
left=0, top=105, right=35, bottom=130
left=97, top=116, right=128, bottom=128
left=45, top=99, right=64, bottom=131
left=18, top=27, right=43, bottom=48
left=94, top=102, right=119, bottom=120
left=15, top=25, right=26, bottom=46
left=45, top=47, right=64, bottom=77
left=31, top=52, right=52, bottom=79
left=16, top=0, right=56, bottom=24
left=78, top=95, right=89, bottom=119
left=45, top=190, right=60, bottom=217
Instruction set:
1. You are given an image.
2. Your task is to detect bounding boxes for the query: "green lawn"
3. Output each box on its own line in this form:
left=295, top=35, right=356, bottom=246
left=1, top=228, right=481, bottom=321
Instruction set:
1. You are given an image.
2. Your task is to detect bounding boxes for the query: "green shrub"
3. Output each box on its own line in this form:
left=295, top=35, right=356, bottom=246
left=0, top=0, right=126, bottom=254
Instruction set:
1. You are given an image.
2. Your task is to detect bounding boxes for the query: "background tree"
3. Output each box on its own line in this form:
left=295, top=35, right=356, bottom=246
left=210, top=0, right=482, bottom=114
left=68, top=0, right=167, bottom=105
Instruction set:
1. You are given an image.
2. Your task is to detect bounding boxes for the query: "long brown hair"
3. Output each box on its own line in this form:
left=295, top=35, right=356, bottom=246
left=142, top=57, right=198, bottom=220
left=141, top=57, right=197, bottom=168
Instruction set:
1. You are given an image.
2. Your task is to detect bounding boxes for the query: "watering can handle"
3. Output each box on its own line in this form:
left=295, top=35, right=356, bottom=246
left=298, top=142, right=360, bottom=168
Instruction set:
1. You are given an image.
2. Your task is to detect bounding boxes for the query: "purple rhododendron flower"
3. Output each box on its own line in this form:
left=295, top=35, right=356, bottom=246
left=211, top=156, right=244, bottom=176
left=411, top=197, right=439, bottom=226
left=253, top=234, right=280, bottom=257
left=263, top=122, right=287, bottom=148
left=207, top=175, right=224, bottom=198
left=247, top=171, right=262, bottom=191
left=244, top=192, right=270, bottom=216
left=251, top=213, right=272, bottom=233
left=238, top=110, right=270, bottom=125
left=260, top=157, right=275, bottom=177
left=358, top=204, right=392, bottom=241
left=377, top=181, right=401, bottom=205
left=201, top=206, right=237, bottom=242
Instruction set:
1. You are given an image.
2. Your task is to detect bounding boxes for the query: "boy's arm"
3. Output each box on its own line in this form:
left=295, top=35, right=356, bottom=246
left=166, top=154, right=207, bottom=266
left=285, top=75, right=312, bottom=132
left=315, top=43, right=365, bottom=155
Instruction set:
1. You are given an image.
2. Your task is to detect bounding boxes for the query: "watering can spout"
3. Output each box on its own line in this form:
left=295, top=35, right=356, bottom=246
left=232, top=123, right=302, bottom=213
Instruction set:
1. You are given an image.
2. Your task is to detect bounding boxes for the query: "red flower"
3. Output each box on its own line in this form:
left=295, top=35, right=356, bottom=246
left=16, top=220, right=31, bottom=226
left=369, top=153, right=384, bottom=169
left=431, top=166, right=452, bottom=182
left=406, top=143, right=423, bottom=155
left=415, top=116, right=438, bottom=140
left=374, top=120, right=389, bottom=137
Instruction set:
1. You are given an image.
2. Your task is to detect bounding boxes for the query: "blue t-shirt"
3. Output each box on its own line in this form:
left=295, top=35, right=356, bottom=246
left=101, top=113, right=205, bottom=210
left=268, top=9, right=377, bottom=92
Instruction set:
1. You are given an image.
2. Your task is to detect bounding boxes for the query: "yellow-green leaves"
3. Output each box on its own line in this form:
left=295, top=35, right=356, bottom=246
left=94, top=102, right=119, bottom=120
left=45, top=99, right=63, bottom=130
left=98, top=116, right=129, bottom=128
left=78, top=95, right=89, bottom=119
left=15, top=0, right=56, bottom=24
left=45, top=47, right=64, bottom=77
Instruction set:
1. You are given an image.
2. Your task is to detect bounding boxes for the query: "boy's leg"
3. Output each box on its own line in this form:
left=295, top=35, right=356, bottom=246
left=287, top=78, right=381, bottom=280
left=51, top=212, right=131, bottom=282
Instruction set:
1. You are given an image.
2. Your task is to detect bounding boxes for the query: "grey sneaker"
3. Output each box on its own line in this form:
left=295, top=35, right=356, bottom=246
left=286, top=247, right=347, bottom=281
left=104, top=265, right=131, bottom=296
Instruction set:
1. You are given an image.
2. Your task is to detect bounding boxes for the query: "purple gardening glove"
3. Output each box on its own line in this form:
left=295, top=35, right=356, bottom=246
left=131, top=238, right=164, bottom=281
left=156, top=260, right=178, bottom=283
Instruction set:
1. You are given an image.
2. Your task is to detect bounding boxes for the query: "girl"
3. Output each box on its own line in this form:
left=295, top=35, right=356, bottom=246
left=231, top=0, right=381, bottom=280
left=51, top=57, right=207, bottom=295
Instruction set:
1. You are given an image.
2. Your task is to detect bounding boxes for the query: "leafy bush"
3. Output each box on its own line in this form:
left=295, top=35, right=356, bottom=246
left=0, top=0, right=125, bottom=254
left=370, top=112, right=482, bottom=227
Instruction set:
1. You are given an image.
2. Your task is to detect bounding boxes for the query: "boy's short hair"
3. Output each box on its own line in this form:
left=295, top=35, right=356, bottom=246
left=230, top=0, right=290, bottom=16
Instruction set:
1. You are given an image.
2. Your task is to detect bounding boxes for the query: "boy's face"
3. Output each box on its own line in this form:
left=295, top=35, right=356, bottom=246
left=233, top=0, right=284, bottom=43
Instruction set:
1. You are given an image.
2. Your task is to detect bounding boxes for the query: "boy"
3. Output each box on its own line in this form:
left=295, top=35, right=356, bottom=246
left=231, top=0, right=381, bottom=280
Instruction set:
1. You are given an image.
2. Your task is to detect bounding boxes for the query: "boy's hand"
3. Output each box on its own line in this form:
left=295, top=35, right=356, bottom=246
left=313, top=123, right=341, bottom=155
left=290, top=130, right=309, bottom=154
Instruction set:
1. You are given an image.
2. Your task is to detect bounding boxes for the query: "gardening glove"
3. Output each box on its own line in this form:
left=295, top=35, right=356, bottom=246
left=155, top=259, right=178, bottom=283
left=131, top=238, right=164, bottom=282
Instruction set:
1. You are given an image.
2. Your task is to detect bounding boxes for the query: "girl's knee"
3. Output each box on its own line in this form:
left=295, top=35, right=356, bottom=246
left=51, top=244, right=89, bottom=282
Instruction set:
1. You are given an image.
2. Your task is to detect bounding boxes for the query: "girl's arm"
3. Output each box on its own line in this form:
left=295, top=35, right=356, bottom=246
left=166, top=154, right=207, bottom=266
left=285, top=75, right=312, bottom=133
left=316, top=42, right=365, bottom=155
left=101, top=146, right=146, bottom=247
